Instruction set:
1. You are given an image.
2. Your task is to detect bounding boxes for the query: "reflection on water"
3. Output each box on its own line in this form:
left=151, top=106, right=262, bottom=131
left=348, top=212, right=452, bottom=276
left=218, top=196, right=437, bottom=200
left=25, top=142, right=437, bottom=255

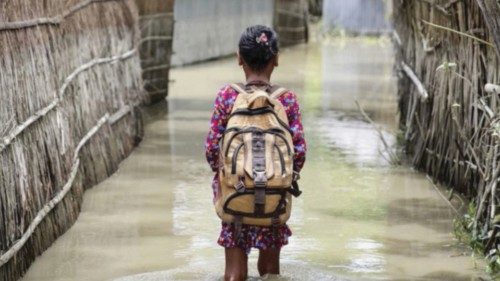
left=317, top=111, right=396, bottom=167
left=343, top=239, right=385, bottom=273
left=22, top=39, right=484, bottom=281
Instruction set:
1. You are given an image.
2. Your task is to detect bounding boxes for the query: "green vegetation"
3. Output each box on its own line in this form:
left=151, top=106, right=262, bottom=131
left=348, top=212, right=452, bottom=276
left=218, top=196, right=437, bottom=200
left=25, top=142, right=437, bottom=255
left=454, top=202, right=500, bottom=277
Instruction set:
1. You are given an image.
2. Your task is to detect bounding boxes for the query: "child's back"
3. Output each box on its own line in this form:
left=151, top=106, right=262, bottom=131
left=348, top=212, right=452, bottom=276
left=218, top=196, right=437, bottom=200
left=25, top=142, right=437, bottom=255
left=204, top=25, right=306, bottom=281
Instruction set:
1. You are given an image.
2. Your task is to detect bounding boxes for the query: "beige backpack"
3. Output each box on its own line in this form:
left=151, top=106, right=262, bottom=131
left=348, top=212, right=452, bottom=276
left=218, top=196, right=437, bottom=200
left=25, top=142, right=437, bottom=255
left=214, top=83, right=302, bottom=230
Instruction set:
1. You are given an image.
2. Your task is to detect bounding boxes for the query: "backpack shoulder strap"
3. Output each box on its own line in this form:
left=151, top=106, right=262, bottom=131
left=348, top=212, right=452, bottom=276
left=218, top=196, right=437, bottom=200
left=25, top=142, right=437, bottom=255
left=230, top=83, right=248, bottom=94
left=269, top=87, right=288, bottom=100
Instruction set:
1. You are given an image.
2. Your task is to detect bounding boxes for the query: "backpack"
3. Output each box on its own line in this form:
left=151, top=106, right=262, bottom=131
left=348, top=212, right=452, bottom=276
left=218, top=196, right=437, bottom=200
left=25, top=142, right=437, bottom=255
left=214, top=83, right=302, bottom=229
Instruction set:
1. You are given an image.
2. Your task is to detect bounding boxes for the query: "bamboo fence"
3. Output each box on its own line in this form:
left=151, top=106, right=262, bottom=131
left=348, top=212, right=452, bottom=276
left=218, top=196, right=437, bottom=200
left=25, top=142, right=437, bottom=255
left=274, top=0, right=309, bottom=46
left=393, top=0, right=500, bottom=258
left=135, top=0, right=174, bottom=102
left=0, top=1, right=147, bottom=280
left=308, top=0, right=323, bottom=17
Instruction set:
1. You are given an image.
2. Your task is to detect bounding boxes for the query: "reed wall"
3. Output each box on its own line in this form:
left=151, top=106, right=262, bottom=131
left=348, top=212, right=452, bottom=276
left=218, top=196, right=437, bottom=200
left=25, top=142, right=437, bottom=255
left=136, top=0, right=175, bottom=102
left=274, top=0, right=309, bottom=46
left=0, top=1, right=146, bottom=280
left=393, top=0, right=500, bottom=259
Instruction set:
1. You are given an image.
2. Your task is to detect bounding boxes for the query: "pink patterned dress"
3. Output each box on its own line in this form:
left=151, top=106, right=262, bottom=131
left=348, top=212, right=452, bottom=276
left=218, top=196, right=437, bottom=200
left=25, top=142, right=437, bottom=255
left=205, top=84, right=306, bottom=254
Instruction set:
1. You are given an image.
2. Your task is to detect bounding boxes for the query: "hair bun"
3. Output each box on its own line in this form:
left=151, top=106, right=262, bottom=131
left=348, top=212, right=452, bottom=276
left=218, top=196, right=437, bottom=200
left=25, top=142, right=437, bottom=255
left=239, top=26, right=279, bottom=72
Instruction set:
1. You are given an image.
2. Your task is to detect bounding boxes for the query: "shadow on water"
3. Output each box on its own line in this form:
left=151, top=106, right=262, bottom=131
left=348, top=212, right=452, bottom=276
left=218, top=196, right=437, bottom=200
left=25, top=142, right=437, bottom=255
left=21, top=39, right=487, bottom=281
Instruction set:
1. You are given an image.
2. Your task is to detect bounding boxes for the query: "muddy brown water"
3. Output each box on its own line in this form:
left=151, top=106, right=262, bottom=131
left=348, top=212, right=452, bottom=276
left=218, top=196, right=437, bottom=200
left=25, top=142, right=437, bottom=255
left=22, top=39, right=486, bottom=281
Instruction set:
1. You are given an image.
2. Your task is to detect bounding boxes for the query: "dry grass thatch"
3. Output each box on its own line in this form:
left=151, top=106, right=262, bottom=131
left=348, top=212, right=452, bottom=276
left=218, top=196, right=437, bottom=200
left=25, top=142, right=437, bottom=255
left=393, top=0, right=500, bottom=265
left=0, top=1, right=148, bottom=280
left=135, top=0, right=174, bottom=102
left=274, top=0, right=309, bottom=46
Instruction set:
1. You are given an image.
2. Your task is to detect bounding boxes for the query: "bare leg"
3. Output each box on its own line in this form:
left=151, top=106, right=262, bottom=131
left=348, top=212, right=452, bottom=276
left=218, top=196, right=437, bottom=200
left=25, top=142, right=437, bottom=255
left=257, top=248, right=280, bottom=276
left=224, top=247, right=248, bottom=281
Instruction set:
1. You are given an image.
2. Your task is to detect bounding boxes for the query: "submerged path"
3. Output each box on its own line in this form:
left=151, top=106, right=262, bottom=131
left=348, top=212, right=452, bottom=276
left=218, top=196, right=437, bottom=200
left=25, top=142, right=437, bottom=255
left=23, top=39, right=483, bottom=281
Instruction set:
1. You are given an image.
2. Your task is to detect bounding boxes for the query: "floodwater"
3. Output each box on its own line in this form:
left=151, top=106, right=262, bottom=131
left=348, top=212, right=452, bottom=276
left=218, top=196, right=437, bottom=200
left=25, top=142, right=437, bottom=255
left=22, top=38, right=486, bottom=281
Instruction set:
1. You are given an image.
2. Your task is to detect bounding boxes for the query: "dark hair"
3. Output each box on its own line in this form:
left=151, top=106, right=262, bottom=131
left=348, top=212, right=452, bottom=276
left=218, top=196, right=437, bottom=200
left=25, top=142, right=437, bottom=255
left=238, top=25, right=279, bottom=72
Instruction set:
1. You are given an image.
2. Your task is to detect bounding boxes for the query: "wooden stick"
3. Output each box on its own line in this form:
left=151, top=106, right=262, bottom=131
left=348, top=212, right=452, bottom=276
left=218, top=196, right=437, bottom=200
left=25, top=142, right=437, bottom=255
left=141, top=63, right=170, bottom=73
left=421, top=19, right=495, bottom=47
left=401, top=62, right=430, bottom=100
left=425, top=148, right=478, bottom=170
left=440, top=68, right=495, bottom=119
left=491, top=146, right=498, bottom=220
left=108, top=105, right=131, bottom=125
left=426, top=175, right=460, bottom=215
left=0, top=48, right=136, bottom=154
left=276, top=8, right=305, bottom=19
left=59, top=49, right=136, bottom=98
left=0, top=0, right=124, bottom=31
left=0, top=109, right=124, bottom=266
left=275, top=26, right=307, bottom=32
left=477, top=98, right=495, bottom=119
left=392, top=30, right=402, bottom=47
left=451, top=106, right=486, bottom=178
left=138, top=36, right=173, bottom=46
left=355, top=100, right=400, bottom=165
left=475, top=164, right=500, bottom=221
left=0, top=157, right=80, bottom=267
left=72, top=114, right=109, bottom=162
left=139, top=12, right=174, bottom=20
left=0, top=99, right=59, bottom=152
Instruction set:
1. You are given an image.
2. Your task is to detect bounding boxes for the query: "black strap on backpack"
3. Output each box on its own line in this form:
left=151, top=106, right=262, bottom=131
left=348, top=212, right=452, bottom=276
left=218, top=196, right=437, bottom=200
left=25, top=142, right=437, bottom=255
left=252, top=131, right=267, bottom=215
left=233, top=82, right=283, bottom=96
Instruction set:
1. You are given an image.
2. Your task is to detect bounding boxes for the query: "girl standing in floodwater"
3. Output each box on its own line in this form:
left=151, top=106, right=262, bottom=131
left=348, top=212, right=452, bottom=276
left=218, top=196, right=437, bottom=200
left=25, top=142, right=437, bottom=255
left=205, top=25, right=306, bottom=281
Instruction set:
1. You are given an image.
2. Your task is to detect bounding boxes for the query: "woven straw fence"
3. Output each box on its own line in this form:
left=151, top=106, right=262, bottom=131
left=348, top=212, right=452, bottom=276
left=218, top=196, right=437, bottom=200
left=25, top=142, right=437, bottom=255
left=274, top=0, right=309, bottom=46
left=393, top=0, right=500, bottom=255
left=0, top=1, right=148, bottom=280
left=136, top=0, right=174, bottom=102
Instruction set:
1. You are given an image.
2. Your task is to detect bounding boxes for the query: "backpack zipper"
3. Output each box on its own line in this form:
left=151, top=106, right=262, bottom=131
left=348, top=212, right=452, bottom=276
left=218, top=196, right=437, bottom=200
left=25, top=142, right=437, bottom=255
left=224, top=127, right=291, bottom=156
left=229, top=107, right=293, bottom=135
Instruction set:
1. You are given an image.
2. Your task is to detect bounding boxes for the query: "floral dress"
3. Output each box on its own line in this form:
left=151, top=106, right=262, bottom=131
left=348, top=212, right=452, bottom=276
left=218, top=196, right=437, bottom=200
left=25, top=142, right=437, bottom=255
left=205, top=84, right=306, bottom=254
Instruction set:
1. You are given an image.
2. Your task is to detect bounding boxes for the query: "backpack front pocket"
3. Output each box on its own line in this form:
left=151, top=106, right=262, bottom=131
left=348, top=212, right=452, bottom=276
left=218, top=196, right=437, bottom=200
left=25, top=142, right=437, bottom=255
left=223, top=188, right=288, bottom=218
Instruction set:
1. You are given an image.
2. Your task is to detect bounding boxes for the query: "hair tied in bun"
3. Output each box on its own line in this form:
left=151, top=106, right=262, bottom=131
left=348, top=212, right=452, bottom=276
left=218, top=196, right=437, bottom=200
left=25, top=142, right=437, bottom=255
left=239, top=25, right=279, bottom=71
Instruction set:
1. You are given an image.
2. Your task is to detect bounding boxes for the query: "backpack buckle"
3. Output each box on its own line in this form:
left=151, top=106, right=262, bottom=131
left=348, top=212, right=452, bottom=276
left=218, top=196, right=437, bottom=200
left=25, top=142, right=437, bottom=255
left=253, top=171, right=267, bottom=188
left=234, top=178, right=246, bottom=193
